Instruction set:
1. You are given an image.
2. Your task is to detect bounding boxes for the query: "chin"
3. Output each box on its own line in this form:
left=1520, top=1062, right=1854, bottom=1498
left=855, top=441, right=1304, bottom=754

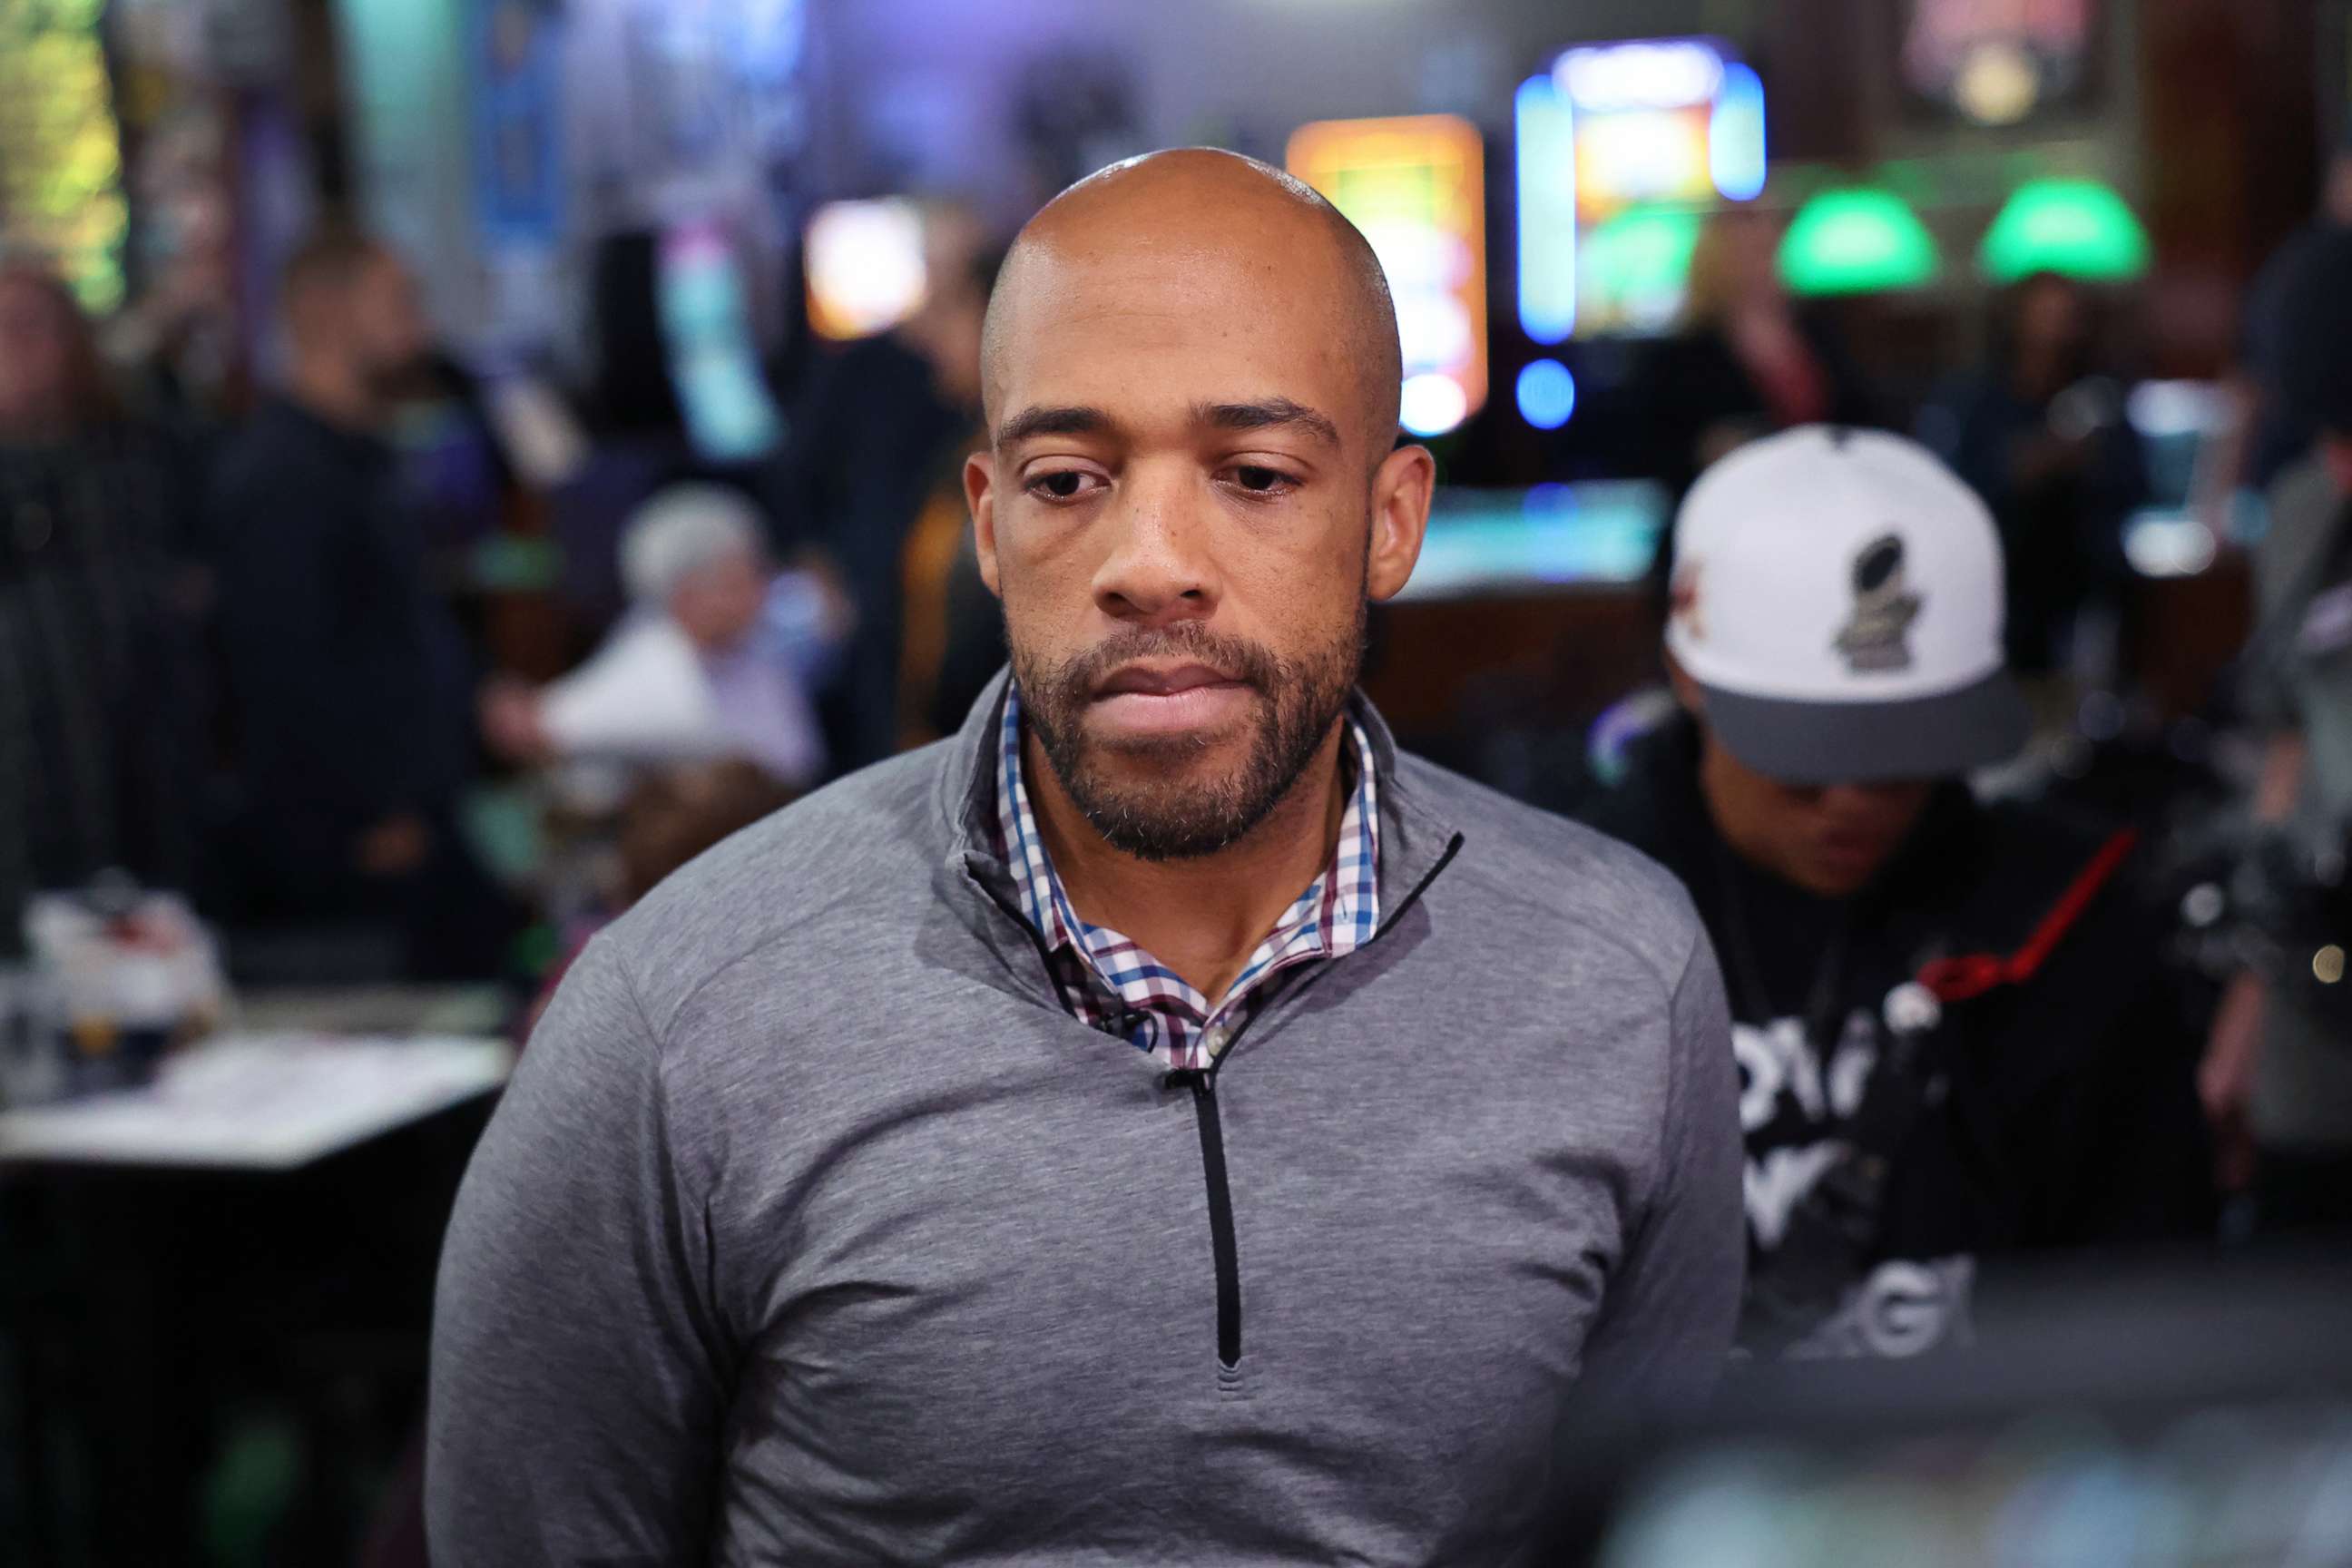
left=1798, top=857, right=1883, bottom=899
left=1081, top=716, right=1246, bottom=765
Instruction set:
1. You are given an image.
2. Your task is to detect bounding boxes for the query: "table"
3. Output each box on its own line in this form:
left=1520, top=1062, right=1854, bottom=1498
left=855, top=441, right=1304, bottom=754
left=0, top=1034, right=513, bottom=1172
left=2, top=1030, right=514, bottom=1563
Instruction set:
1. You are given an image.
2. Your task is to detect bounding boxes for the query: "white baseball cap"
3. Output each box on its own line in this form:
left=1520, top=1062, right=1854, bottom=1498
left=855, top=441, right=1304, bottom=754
left=1665, top=425, right=2027, bottom=785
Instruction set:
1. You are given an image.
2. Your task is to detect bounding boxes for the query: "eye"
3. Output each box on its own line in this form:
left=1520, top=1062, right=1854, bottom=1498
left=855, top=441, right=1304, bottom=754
left=1224, top=465, right=1298, bottom=496
left=1026, top=469, right=1105, bottom=503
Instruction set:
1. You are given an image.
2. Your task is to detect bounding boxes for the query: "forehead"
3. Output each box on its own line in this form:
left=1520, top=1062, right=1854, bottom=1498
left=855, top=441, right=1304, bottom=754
left=990, top=237, right=1365, bottom=434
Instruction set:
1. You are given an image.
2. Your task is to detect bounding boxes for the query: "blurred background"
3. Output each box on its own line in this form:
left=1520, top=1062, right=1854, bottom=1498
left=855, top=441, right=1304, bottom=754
left=4, top=0, right=2352, bottom=1563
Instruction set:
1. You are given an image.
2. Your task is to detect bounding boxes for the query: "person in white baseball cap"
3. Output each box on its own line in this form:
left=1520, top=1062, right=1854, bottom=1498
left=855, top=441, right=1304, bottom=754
left=1583, top=425, right=2210, bottom=1360
left=1666, top=424, right=2030, bottom=796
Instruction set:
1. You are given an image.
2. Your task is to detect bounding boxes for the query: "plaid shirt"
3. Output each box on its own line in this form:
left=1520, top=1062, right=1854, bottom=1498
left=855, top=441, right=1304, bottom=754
left=995, top=681, right=1380, bottom=1071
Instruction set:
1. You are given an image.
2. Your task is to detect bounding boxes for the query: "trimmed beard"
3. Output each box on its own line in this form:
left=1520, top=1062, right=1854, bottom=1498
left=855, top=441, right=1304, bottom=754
left=1014, top=599, right=1367, bottom=862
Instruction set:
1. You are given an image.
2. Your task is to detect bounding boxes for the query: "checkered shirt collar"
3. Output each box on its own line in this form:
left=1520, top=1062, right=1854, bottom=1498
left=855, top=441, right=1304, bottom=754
left=995, top=680, right=1381, bottom=1066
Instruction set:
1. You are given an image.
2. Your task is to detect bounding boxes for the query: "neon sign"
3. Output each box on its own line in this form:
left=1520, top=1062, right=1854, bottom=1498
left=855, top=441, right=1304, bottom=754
left=1514, top=38, right=1765, bottom=344
left=0, top=0, right=128, bottom=311
left=1288, top=113, right=1487, bottom=437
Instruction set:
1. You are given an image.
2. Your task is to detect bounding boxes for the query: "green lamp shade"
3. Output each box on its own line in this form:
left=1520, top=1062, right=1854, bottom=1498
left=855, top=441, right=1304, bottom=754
left=1980, top=179, right=2151, bottom=283
left=1779, top=189, right=1939, bottom=296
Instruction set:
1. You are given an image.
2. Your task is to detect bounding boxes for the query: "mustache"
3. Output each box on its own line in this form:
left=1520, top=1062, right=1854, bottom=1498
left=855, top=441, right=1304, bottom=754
left=1051, top=623, right=1284, bottom=700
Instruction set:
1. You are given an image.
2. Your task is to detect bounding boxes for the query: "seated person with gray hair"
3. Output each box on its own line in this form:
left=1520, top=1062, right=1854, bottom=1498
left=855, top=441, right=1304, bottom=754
left=482, top=485, right=845, bottom=789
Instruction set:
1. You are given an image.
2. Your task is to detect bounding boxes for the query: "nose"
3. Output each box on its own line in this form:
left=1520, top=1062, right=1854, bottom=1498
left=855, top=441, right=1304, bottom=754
left=1090, top=462, right=1219, bottom=629
left=1818, top=781, right=1915, bottom=820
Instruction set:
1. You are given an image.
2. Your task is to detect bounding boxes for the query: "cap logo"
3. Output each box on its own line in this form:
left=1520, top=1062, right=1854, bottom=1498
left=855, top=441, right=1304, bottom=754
left=1832, top=533, right=1922, bottom=674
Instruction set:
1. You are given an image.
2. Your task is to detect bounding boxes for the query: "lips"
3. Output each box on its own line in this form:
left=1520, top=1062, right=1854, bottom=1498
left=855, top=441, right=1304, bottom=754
left=1086, top=662, right=1255, bottom=739
left=1093, top=662, right=1247, bottom=700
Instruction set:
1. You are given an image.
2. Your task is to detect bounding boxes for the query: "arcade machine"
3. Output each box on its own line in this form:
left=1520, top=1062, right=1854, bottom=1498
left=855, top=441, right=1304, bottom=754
left=1286, top=113, right=1489, bottom=444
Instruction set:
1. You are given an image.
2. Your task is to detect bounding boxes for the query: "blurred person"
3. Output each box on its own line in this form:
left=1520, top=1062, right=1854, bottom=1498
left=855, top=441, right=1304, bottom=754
left=2204, top=227, right=2352, bottom=1235
left=210, top=230, right=512, bottom=979
left=2198, top=141, right=2352, bottom=514
left=0, top=263, right=205, bottom=948
left=1918, top=271, right=2146, bottom=678
left=479, top=484, right=841, bottom=788
left=1583, top=427, right=2210, bottom=1360
left=897, top=475, right=1008, bottom=745
left=895, top=247, right=1013, bottom=747
left=1636, top=207, right=1880, bottom=611
left=431, top=150, right=1741, bottom=1565
left=1640, top=207, right=1877, bottom=500
left=770, top=204, right=1000, bottom=769
left=540, top=230, right=707, bottom=627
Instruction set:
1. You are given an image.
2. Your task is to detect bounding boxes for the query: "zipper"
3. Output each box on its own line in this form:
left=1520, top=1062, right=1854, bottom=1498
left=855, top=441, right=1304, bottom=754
left=1157, top=830, right=1465, bottom=1372
left=1163, top=1065, right=1242, bottom=1368
left=978, top=829, right=1467, bottom=1372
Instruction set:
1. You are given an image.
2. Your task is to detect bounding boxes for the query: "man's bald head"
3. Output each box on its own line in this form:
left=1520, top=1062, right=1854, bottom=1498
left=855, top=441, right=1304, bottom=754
left=981, top=149, right=1403, bottom=460
left=965, top=150, right=1437, bottom=862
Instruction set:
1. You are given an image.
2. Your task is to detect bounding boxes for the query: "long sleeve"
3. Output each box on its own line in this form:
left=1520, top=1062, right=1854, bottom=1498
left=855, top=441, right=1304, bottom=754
left=1575, top=927, right=1744, bottom=1409
left=426, top=936, right=732, bottom=1565
left=538, top=614, right=734, bottom=761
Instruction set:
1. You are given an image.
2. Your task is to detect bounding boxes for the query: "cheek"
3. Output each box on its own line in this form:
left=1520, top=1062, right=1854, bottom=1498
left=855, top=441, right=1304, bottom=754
left=1229, top=503, right=1366, bottom=607
left=991, top=515, right=1093, bottom=615
left=992, top=553, right=1090, bottom=666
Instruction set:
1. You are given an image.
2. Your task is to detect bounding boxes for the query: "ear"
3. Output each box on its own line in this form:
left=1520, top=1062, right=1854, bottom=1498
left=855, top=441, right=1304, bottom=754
left=1366, top=443, right=1436, bottom=603
left=965, top=449, right=1004, bottom=599
left=1663, top=652, right=1706, bottom=713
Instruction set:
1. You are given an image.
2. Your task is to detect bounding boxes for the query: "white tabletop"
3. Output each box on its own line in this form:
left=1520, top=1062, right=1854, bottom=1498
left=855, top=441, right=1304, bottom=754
left=0, top=1034, right=515, bottom=1171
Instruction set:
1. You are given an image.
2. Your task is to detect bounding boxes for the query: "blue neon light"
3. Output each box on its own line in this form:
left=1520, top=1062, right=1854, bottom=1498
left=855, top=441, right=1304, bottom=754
left=1514, top=74, right=1578, bottom=345
left=1516, top=359, right=1578, bottom=429
left=1710, top=63, right=1767, bottom=202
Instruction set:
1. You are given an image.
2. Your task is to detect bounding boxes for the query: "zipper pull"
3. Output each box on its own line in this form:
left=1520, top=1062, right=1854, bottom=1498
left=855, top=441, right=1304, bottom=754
left=1162, top=1067, right=1210, bottom=1096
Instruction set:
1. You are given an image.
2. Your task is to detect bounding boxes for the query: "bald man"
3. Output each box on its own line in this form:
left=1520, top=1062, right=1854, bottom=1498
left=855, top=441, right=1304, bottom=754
left=428, top=152, right=1741, bottom=1566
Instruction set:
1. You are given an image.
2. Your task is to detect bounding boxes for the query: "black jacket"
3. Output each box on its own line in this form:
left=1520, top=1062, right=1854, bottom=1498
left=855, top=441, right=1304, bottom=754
left=211, top=399, right=475, bottom=899
left=1580, top=714, right=2211, bottom=1357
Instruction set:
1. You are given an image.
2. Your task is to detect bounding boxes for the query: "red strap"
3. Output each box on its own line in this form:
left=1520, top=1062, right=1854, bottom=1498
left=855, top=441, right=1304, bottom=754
left=1916, top=828, right=2140, bottom=1004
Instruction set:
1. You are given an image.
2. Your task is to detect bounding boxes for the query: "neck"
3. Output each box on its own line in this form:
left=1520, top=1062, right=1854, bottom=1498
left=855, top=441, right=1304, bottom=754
left=1024, top=720, right=1351, bottom=1003
left=287, top=354, right=381, bottom=433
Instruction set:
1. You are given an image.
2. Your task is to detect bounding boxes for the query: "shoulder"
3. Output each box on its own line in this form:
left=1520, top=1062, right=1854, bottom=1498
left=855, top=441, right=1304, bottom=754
left=595, top=742, right=957, bottom=1031
left=1393, top=752, right=1706, bottom=992
left=1954, top=797, right=2148, bottom=943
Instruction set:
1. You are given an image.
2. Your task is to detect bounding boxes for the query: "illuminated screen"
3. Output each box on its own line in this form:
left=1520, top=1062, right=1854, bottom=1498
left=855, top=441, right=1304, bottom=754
left=1576, top=105, right=1714, bottom=214
left=1515, top=40, right=1765, bottom=345
left=660, top=223, right=783, bottom=463
left=1288, top=114, right=1486, bottom=437
left=0, top=0, right=128, bottom=312
left=804, top=198, right=927, bottom=341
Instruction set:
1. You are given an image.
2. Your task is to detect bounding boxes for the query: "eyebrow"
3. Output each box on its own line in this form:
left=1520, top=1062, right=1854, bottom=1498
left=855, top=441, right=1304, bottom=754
left=1197, top=397, right=1343, bottom=450
left=994, top=397, right=1346, bottom=452
left=995, top=405, right=1116, bottom=446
